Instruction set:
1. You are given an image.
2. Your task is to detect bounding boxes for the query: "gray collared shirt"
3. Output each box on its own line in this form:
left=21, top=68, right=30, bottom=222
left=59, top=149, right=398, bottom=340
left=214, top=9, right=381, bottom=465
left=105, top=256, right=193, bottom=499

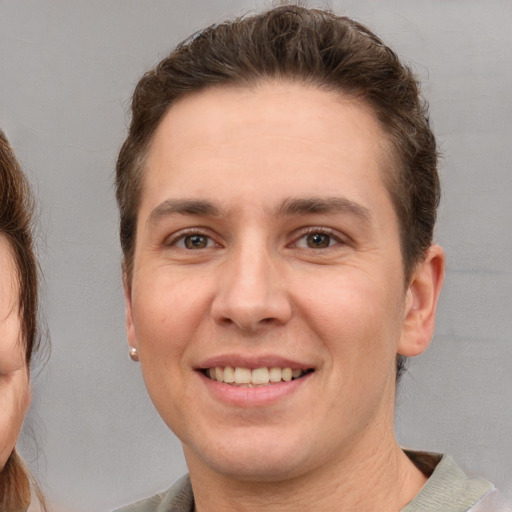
left=114, top=452, right=511, bottom=512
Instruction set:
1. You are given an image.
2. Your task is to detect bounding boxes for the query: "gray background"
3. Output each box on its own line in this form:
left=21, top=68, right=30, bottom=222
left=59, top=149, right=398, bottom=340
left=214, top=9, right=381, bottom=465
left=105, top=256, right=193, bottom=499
left=0, top=1, right=510, bottom=510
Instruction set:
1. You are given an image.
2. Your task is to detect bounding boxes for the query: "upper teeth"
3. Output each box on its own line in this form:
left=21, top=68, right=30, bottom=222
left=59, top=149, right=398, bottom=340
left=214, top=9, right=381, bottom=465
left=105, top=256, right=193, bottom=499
left=206, top=366, right=305, bottom=386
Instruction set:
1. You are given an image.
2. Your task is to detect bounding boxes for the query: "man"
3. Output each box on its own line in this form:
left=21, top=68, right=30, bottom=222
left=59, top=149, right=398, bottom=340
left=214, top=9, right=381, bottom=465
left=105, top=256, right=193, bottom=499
left=114, top=5, right=510, bottom=511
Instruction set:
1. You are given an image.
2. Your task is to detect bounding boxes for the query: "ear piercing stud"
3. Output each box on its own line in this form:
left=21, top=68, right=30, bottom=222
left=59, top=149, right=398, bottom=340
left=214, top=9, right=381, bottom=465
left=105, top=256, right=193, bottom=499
left=129, top=346, right=139, bottom=362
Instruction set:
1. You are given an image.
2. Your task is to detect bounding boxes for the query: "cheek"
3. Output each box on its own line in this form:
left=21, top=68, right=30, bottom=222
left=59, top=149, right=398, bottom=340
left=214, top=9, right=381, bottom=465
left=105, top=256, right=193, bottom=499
left=133, top=290, right=203, bottom=435
left=134, top=282, right=206, bottom=353
left=134, top=267, right=193, bottom=328
left=131, top=270, right=214, bottom=391
left=0, top=369, right=30, bottom=469
left=296, top=270, right=404, bottom=363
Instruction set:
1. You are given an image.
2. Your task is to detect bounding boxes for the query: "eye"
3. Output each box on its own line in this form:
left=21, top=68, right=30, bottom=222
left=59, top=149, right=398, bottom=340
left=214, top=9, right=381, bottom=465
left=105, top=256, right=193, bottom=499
left=292, top=229, right=341, bottom=249
left=171, top=232, right=219, bottom=250
left=305, top=233, right=332, bottom=248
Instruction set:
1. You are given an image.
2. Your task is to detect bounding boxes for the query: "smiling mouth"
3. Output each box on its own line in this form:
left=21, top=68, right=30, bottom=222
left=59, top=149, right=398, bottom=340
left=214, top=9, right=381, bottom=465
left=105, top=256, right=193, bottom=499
left=202, top=366, right=314, bottom=387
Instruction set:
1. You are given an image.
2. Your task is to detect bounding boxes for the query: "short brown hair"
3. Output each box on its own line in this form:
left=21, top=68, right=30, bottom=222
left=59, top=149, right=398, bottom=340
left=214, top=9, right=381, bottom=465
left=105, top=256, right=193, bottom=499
left=0, top=130, right=46, bottom=511
left=117, top=4, right=439, bottom=284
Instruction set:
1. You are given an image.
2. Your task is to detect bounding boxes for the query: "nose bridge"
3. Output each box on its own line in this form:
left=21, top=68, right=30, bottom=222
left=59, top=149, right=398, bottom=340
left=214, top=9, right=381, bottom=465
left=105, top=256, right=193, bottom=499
left=211, top=234, right=291, bottom=331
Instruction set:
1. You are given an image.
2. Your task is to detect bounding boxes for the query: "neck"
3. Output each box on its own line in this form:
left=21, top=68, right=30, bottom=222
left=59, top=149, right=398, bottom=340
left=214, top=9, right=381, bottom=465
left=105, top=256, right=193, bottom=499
left=186, top=433, right=426, bottom=512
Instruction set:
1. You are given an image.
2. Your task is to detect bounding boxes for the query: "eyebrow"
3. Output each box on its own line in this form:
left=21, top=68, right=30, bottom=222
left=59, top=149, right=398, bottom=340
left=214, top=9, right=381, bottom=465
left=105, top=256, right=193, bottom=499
left=147, top=199, right=220, bottom=226
left=276, top=197, right=371, bottom=223
left=147, top=196, right=371, bottom=226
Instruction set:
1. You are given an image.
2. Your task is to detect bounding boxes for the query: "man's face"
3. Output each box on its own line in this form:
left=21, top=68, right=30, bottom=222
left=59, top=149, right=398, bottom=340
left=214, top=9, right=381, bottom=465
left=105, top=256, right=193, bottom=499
left=125, top=82, right=430, bottom=481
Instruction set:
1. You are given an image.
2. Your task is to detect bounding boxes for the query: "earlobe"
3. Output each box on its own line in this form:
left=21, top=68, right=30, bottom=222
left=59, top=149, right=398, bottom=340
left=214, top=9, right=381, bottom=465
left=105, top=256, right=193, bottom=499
left=398, top=245, right=445, bottom=357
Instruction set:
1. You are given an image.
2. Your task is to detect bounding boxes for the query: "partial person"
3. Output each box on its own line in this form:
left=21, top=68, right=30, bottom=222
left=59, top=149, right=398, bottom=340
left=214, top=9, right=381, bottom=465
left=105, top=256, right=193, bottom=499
left=0, top=130, right=47, bottom=512
left=114, top=5, right=511, bottom=511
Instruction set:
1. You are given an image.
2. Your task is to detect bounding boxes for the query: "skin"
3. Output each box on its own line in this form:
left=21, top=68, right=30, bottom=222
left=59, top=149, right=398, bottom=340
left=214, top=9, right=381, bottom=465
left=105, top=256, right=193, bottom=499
left=0, top=236, right=30, bottom=470
left=125, top=81, right=445, bottom=511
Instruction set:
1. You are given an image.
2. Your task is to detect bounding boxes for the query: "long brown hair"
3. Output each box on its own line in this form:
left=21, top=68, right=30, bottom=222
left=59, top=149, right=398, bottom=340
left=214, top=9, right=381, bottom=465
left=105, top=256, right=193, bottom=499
left=0, top=130, right=46, bottom=511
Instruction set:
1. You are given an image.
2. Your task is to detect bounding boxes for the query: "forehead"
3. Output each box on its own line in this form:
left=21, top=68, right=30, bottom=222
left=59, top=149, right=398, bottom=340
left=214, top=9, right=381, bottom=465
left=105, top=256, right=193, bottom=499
left=142, top=81, right=393, bottom=208
left=0, top=236, right=18, bottom=306
left=0, top=236, right=21, bottom=339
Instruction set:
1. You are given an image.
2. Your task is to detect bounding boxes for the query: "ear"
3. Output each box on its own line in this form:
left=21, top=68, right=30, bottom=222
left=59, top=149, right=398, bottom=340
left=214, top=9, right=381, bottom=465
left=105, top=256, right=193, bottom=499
left=123, top=271, right=138, bottom=353
left=398, top=245, right=445, bottom=357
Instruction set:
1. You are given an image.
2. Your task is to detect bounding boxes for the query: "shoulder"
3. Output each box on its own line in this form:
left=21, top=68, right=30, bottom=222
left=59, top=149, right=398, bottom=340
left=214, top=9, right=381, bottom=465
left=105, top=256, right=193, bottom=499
left=114, top=474, right=193, bottom=512
left=402, top=451, right=511, bottom=512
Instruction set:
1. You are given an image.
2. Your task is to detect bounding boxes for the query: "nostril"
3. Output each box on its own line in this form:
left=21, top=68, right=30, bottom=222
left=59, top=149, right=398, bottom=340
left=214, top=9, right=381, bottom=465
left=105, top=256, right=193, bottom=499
left=211, top=283, right=293, bottom=331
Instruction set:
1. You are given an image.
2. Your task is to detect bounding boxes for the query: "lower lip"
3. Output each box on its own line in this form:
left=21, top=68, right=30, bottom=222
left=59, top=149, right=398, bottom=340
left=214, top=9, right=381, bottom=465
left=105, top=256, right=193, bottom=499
left=199, top=372, right=312, bottom=407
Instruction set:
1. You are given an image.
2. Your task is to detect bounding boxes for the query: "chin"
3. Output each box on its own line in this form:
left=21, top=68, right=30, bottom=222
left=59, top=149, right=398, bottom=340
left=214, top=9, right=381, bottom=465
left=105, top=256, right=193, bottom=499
left=184, top=428, right=318, bottom=483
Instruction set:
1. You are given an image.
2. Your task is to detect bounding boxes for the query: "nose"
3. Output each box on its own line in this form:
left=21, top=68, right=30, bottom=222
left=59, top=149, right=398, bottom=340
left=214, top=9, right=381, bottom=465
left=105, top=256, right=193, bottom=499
left=210, top=243, right=293, bottom=332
